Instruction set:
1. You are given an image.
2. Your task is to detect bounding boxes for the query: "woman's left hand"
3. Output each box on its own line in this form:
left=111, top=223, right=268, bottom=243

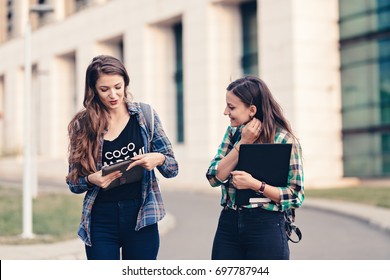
left=230, top=170, right=257, bottom=190
left=126, top=153, right=165, bottom=171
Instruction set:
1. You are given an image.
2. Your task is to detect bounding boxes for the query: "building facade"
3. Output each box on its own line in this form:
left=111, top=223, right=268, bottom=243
left=0, top=0, right=362, bottom=188
left=339, top=0, right=390, bottom=177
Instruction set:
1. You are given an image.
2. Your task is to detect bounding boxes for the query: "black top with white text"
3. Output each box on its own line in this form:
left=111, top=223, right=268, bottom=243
left=95, top=116, right=145, bottom=202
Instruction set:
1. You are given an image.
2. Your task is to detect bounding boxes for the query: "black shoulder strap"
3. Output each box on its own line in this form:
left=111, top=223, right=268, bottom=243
left=285, top=209, right=302, bottom=243
left=139, top=102, right=154, bottom=147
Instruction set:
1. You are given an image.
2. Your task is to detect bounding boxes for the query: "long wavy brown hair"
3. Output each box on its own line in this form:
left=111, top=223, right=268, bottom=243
left=227, top=75, right=294, bottom=143
left=66, top=55, right=131, bottom=183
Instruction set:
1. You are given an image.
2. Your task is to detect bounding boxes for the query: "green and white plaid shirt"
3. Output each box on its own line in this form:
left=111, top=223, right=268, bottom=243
left=206, top=125, right=304, bottom=211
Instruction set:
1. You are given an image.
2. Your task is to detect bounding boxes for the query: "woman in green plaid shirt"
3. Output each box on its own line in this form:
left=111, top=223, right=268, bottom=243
left=206, top=76, right=304, bottom=260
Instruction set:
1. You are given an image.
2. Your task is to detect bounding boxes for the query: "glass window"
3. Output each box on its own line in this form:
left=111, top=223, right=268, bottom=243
left=75, top=0, right=89, bottom=11
left=173, top=22, right=184, bottom=143
left=378, top=6, right=390, bottom=32
left=339, top=0, right=377, bottom=18
left=380, top=46, right=390, bottom=125
left=382, top=134, right=390, bottom=174
left=343, top=133, right=382, bottom=177
left=38, top=0, right=47, bottom=20
left=341, top=61, right=378, bottom=110
left=340, top=12, right=375, bottom=39
left=340, top=0, right=390, bottom=178
left=6, top=0, right=13, bottom=38
left=339, top=1, right=390, bottom=39
left=240, top=0, right=258, bottom=75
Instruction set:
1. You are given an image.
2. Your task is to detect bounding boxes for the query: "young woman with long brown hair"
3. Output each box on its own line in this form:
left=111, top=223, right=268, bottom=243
left=66, top=55, right=178, bottom=260
left=206, top=76, right=304, bottom=260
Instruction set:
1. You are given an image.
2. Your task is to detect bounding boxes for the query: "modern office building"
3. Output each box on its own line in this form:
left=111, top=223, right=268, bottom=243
left=0, top=0, right=388, bottom=188
left=339, top=0, right=390, bottom=177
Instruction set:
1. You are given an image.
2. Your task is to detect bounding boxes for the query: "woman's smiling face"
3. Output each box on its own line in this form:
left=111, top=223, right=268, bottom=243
left=224, top=90, right=252, bottom=127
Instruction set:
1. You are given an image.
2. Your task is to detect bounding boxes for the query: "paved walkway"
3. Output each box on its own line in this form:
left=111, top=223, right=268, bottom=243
left=0, top=197, right=389, bottom=260
left=0, top=157, right=389, bottom=260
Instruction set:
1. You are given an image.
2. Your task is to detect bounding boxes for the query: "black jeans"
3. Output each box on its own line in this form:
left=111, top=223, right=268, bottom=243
left=211, top=207, right=289, bottom=260
left=85, top=199, right=159, bottom=260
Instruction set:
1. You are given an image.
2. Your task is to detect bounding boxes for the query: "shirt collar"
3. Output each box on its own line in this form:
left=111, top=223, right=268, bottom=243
left=125, top=100, right=142, bottom=115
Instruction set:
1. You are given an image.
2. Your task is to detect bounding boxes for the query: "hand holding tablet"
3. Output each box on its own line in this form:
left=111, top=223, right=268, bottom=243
left=101, top=159, right=144, bottom=191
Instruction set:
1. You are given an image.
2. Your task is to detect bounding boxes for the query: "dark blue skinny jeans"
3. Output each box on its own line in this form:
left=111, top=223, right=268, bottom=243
left=85, top=199, right=159, bottom=260
left=211, top=206, right=289, bottom=260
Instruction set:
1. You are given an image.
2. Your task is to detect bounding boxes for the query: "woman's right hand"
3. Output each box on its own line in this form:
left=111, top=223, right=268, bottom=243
left=87, top=170, right=122, bottom=189
left=240, top=117, right=262, bottom=144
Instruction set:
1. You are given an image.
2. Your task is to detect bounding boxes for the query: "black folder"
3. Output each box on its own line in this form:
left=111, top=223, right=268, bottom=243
left=235, top=143, right=292, bottom=206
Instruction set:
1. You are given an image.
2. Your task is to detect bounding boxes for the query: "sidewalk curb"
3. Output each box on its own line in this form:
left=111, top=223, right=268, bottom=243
left=303, top=198, right=390, bottom=234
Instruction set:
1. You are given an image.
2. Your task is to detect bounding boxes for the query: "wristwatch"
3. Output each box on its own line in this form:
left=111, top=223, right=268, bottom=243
left=255, top=181, right=266, bottom=195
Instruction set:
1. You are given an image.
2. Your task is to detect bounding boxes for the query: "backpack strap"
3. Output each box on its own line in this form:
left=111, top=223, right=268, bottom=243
left=139, top=102, right=154, bottom=147
left=285, top=208, right=302, bottom=243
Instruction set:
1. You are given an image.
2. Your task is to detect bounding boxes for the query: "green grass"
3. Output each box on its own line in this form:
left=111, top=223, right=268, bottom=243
left=305, top=186, right=390, bottom=209
left=0, top=186, right=83, bottom=244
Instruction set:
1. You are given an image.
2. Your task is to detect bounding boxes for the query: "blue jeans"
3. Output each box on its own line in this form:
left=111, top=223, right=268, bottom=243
left=85, top=199, right=159, bottom=260
left=211, top=207, right=289, bottom=260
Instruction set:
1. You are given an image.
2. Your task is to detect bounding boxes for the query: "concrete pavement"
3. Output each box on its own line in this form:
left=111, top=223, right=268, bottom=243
left=1, top=196, right=389, bottom=260
left=0, top=157, right=389, bottom=260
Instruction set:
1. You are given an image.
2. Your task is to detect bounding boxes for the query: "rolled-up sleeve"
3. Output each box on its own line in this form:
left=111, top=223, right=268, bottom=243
left=67, top=175, right=95, bottom=194
left=206, top=127, right=236, bottom=187
left=278, top=140, right=304, bottom=211
left=66, top=165, right=95, bottom=194
left=152, top=111, right=178, bottom=178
